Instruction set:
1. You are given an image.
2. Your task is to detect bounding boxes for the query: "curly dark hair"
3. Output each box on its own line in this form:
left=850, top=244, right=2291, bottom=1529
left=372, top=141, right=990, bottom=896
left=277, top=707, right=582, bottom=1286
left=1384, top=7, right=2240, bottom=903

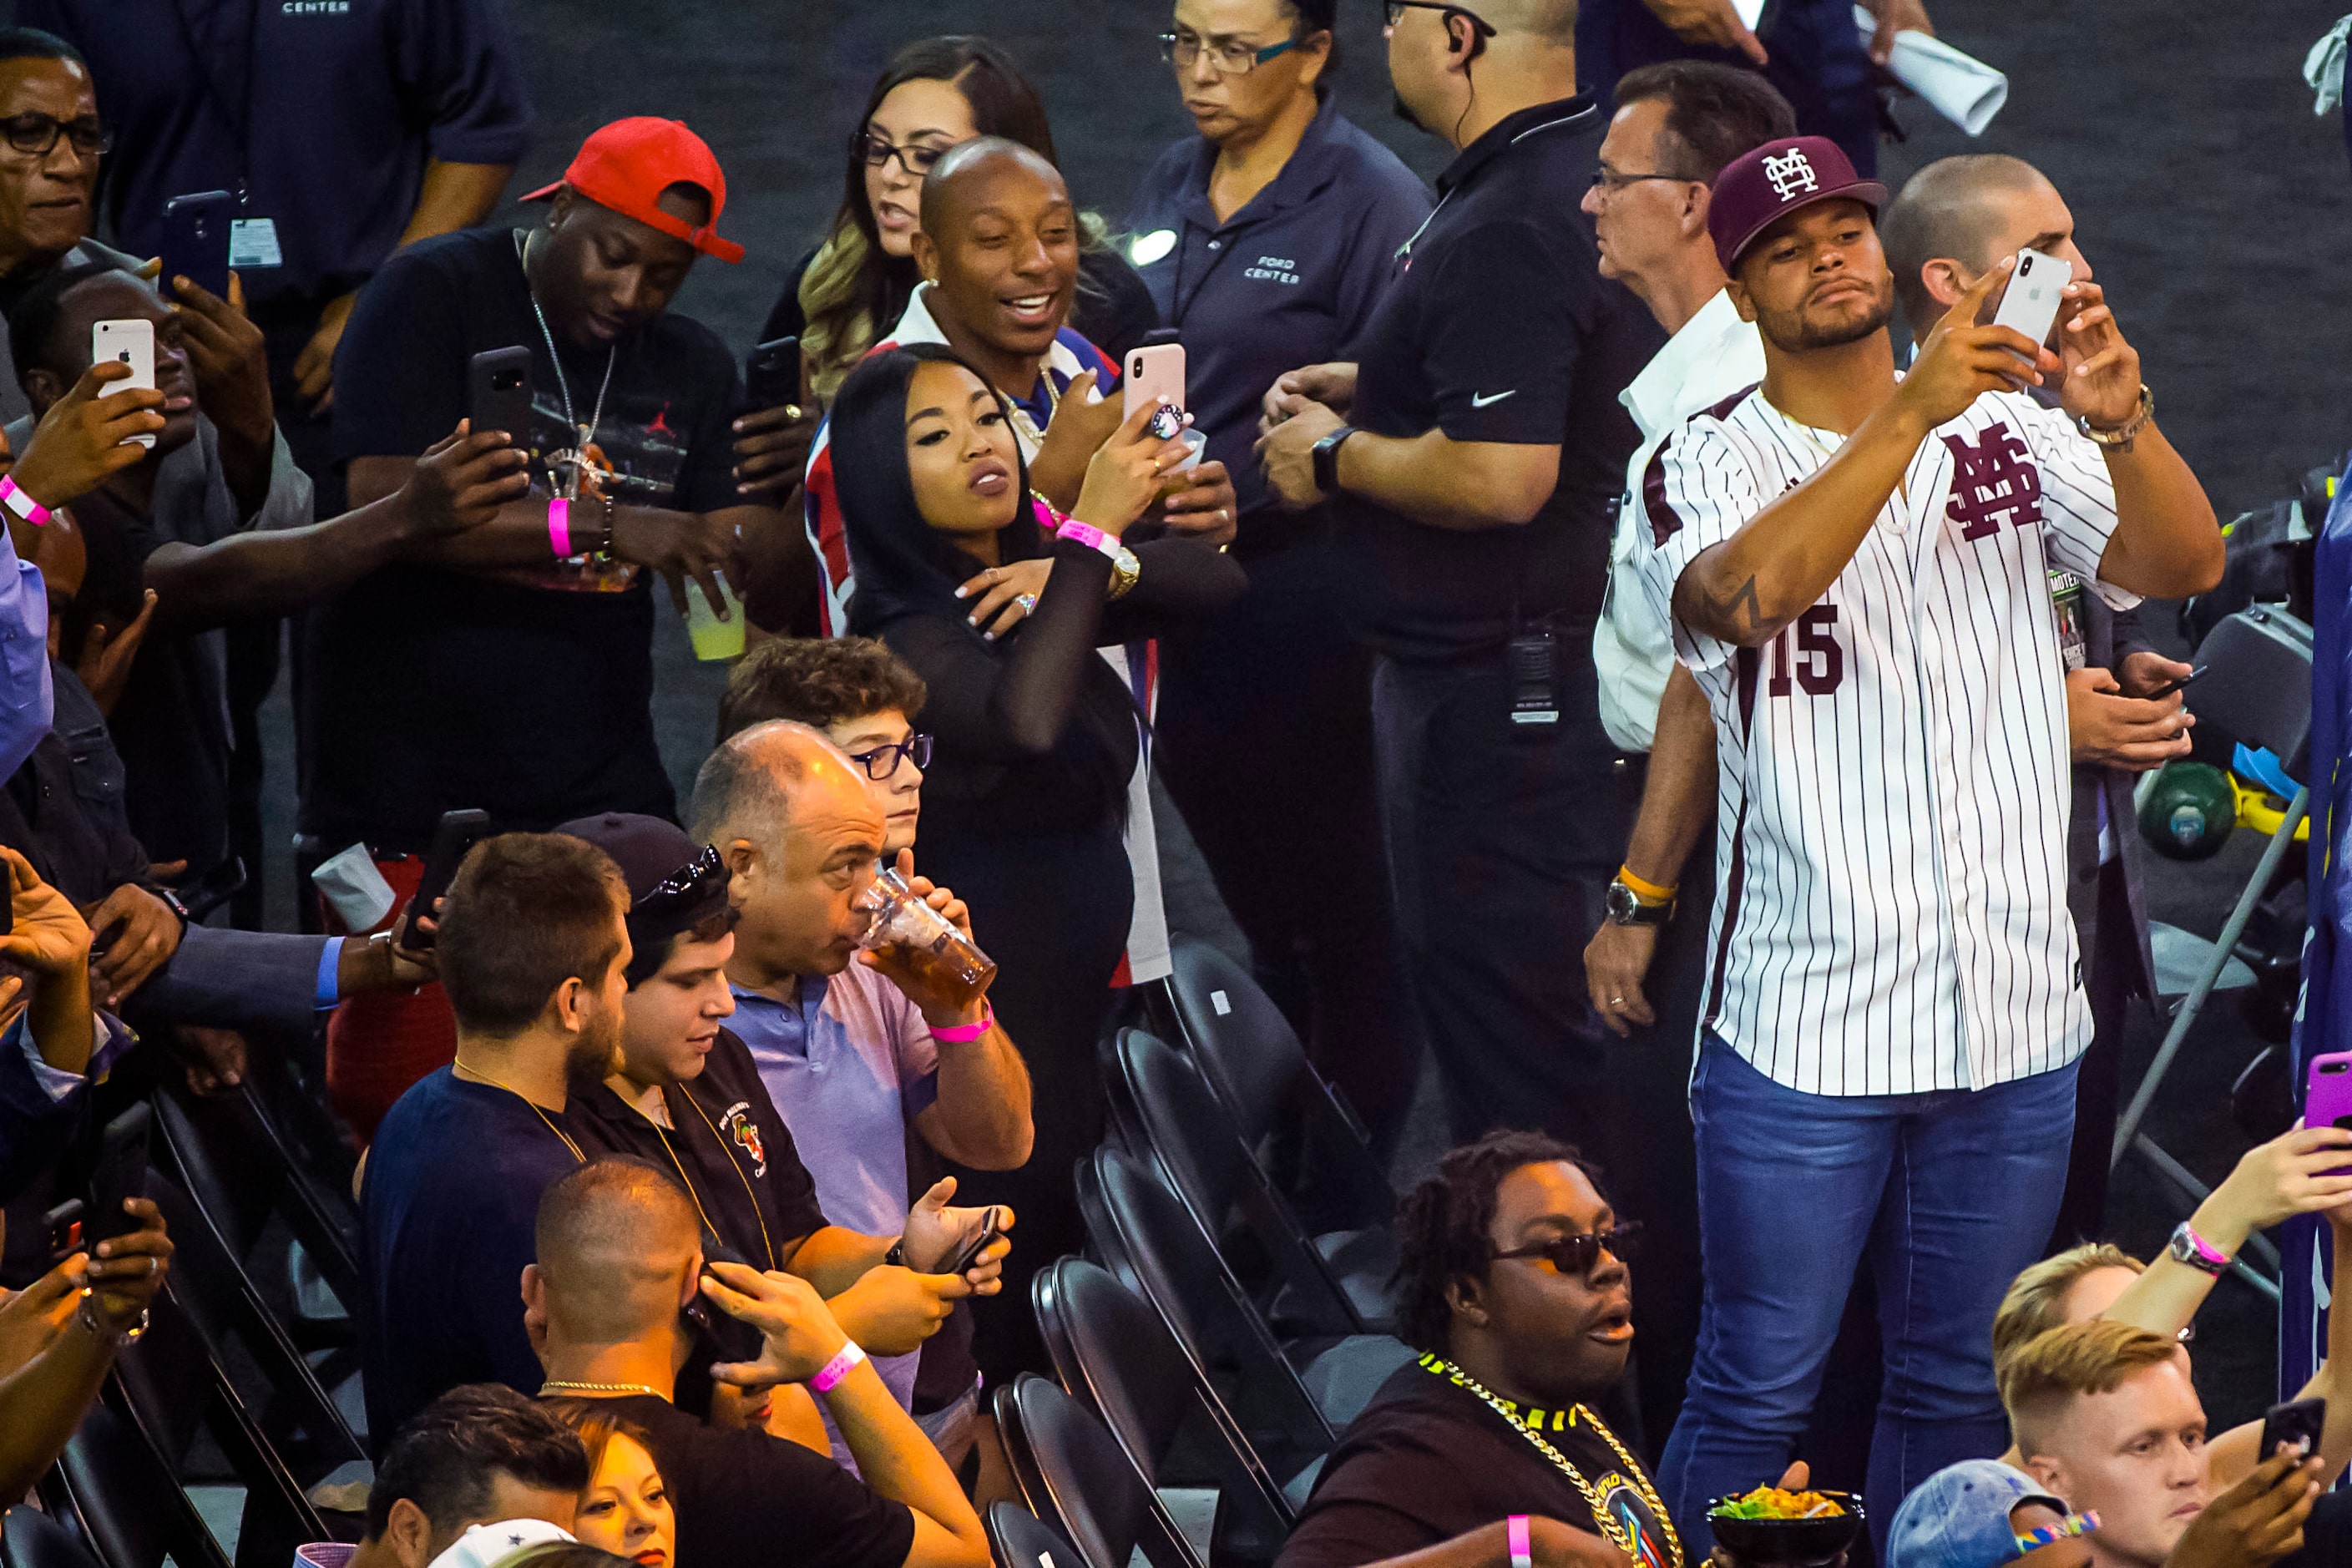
left=1393, top=1130, right=1606, bottom=1352
left=716, top=636, right=929, bottom=744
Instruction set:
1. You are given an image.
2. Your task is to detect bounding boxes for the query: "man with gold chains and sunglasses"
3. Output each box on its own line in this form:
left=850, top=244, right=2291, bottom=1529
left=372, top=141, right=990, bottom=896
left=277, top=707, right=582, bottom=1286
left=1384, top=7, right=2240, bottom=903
left=1280, top=1130, right=1803, bottom=1568
left=553, top=812, right=1014, bottom=1454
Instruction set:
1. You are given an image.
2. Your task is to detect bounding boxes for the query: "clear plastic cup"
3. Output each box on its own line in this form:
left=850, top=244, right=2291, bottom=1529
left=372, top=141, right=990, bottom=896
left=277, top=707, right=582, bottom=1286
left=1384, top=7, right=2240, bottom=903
left=685, top=572, right=746, bottom=661
left=854, top=865, right=997, bottom=1014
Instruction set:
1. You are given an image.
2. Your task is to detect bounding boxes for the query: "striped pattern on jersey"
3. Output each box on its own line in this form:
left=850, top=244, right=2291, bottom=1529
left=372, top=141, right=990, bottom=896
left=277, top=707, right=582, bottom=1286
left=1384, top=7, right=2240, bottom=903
left=1637, top=386, right=2132, bottom=1096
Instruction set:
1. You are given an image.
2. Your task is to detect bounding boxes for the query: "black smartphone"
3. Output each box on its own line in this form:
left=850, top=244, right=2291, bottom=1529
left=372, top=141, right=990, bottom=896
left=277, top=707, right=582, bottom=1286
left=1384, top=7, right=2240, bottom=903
left=160, top=190, right=235, bottom=301
left=44, top=1197, right=84, bottom=1265
left=468, top=346, right=535, bottom=448
left=85, top=1102, right=153, bottom=1247
left=2145, top=665, right=2208, bottom=701
left=687, top=1233, right=765, bottom=1362
left=402, top=808, right=493, bottom=952
left=942, top=1205, right=1005, bottom=1277
left=2260, top=1396, right=2326, bottom=1461
left=743, top=336, right=801, bottom=412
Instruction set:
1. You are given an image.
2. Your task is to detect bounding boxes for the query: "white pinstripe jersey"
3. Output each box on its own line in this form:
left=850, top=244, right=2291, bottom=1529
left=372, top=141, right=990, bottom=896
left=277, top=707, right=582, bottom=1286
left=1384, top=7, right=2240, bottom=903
left=1637, top=383, right=2135, bottom=1095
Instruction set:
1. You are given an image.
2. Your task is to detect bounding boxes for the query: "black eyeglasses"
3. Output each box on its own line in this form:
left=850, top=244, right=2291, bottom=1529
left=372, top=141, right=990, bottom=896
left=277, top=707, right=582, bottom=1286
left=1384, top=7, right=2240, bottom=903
left=1590, top=168, right=1692, bottom=195
left=0, top=114, right=108, bottom=159
left=634, top=844, right=729, bottom=925
left=1492, top=1222, right=1644, bottom=1277
left=854, top=129, right=951, bottom=179
left=1382, top=0, right=1498, bottom=36
left=845, top=733, right=933, bottom=782
left=1156, top=30, right=1301, bottom=73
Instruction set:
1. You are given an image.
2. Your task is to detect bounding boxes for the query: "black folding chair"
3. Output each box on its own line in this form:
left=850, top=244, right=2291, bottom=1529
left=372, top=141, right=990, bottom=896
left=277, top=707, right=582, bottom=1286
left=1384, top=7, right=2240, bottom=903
left=3, top=1506, right=104, bottom=1568
left=985, top=1502, right=1085, bottom=1568
left=1161, top=938, right=1396, bottom=1226
left=1113, top=1029, right=1396, bottom=1336
left=40, top=1404, right=233, bottom=1568
left=996, top=1374, right=1201, bottom=1568
left=1036, top=1256, right=1298, bottom=1559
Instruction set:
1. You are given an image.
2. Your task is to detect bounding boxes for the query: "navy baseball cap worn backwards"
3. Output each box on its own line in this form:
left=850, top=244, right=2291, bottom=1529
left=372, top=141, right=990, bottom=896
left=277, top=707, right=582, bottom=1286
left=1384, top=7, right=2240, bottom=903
left=1886, top=1460, right=2070, bottom=1568
left=1707, top=134, right=1889, bottom=274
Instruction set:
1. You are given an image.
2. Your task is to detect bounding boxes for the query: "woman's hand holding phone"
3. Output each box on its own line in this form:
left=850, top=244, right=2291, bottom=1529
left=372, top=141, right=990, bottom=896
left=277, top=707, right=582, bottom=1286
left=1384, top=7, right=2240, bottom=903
left=1072, top=398, right=1193, bottom=536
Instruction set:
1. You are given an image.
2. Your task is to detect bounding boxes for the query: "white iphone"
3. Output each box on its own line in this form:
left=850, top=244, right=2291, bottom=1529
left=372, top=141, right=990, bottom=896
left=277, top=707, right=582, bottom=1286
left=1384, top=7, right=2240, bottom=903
left=1121, top=342, right=1186, bottom=421
left=91, top=319, right=157, bottom=448
left=1987, top=247, right=2069, bottom=365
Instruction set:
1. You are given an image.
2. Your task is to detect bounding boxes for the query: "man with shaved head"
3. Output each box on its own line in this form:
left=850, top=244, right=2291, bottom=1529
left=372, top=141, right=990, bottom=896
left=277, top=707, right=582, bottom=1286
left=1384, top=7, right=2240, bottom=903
left=1880, top=154, right=2183, bottom=1245
left=690, top=721, right=1025, bottom=1457
left=524, top=1158, right=991, bottom=1568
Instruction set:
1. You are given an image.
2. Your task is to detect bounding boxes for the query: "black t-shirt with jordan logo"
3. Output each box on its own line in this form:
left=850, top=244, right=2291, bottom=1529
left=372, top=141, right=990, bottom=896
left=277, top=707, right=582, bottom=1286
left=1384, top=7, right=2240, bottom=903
left=311, top=226, right=742, bottom=851
left=1277, top=1356, right=1680, bottom=1568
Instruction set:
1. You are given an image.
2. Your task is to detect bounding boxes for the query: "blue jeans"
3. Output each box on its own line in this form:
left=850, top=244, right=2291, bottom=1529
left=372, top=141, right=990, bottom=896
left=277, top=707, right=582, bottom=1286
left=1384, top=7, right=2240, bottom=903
left=1659, top=1034, right=2079, bottom=1554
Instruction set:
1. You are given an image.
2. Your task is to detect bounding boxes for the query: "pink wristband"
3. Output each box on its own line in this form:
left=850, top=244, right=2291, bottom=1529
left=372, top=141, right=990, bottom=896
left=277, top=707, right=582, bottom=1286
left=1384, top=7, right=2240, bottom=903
left=0, top=475, right=51, bottom=527
left=547, top=497, right=573, bottom=559
left=1508, top=1516, right=1532, bottom=1568
left=810, top=1338, right=867, bottom=1393
left=930, top=1003, right=994, bottom=1044
left=1055, top=518, right=1115, bottom=555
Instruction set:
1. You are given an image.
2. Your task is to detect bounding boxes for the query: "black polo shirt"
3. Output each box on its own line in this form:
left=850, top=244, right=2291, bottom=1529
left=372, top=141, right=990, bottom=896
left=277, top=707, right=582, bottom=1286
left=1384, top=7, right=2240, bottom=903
left=1343, top=96, right=1660, bottom=663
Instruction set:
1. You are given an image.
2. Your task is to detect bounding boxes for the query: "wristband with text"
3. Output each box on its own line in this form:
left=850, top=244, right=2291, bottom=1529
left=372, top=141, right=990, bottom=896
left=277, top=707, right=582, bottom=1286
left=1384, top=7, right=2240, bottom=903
left=1055, top=518, right=1120, bottom=559
left=1616, top=866, right=1676, bottom=904
left=547, top=497, right=573, bottom=559
left=1508, top=1515, right=1533, bottom=1568
left=811, top=1338, right=867, bottom=1393
left=0, top=474, right=52, bottom=527
left=931, top=1002, right=994, bottom=1044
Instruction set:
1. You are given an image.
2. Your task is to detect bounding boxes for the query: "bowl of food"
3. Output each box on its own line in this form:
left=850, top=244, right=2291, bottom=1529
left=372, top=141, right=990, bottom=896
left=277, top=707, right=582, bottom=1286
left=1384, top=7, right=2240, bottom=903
left=1705, top=1488, right=1864, bottom=1565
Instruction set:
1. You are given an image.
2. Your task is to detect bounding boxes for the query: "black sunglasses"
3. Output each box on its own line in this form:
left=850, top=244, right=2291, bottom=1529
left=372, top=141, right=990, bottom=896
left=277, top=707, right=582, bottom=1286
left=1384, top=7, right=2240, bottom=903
left=0, top=113, right=108, bottom=159
left=635, top=843, right=729, bottom=926
left=845, top=733, right=933, bottom=782
left=1492, top=1222, right=1643, bottom=1277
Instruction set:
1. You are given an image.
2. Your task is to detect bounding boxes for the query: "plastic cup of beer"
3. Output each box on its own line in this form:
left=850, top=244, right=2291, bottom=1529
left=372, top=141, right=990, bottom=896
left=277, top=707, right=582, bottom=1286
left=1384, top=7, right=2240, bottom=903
left=685, top=573, right=746, bottom=661
left=854, top=865, right=997, bottom=1014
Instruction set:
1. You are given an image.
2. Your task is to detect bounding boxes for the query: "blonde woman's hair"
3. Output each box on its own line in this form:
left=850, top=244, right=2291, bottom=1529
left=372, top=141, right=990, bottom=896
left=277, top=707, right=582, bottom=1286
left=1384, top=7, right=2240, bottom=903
left=1992, top=1242, right=2145, bottom=1375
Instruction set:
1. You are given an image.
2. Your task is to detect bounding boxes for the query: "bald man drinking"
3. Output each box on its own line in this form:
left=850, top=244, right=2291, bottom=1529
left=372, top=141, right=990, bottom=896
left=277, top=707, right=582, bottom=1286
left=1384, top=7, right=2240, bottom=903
left=524, top=1158, right=989, bottom=1568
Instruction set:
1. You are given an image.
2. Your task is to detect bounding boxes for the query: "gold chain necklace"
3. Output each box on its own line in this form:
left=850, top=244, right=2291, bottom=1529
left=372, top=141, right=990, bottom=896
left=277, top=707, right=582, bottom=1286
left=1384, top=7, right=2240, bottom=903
left=452, top=1056, right=587, bottom=1164
left=539, top=1380, right=666, bottom=1399
left=679, top=1086, right=778, bottom=1269
left=1418, top=1354, right=1684, bottom=1568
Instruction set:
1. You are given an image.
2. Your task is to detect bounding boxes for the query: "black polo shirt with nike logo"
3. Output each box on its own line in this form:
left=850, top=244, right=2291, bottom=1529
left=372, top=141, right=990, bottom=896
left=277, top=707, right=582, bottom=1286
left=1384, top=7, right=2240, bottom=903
left=1343, top=94, right=1660, bottom=662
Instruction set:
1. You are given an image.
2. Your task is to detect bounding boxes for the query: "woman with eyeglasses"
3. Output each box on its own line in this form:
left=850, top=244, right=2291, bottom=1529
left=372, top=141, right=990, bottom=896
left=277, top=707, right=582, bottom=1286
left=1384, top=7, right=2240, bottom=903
left=1122, top=0, right=1431, bottom=1154
left=762, top=37, right=1161, bottom=412
left=830, top=341, right=1242, bottom=1377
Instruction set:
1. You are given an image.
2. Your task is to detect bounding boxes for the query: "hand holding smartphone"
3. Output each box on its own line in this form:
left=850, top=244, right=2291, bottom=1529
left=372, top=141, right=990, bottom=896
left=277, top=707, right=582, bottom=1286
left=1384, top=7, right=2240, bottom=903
left=1986, top=248, right=2070, bottom=364
left=943, top=1205, right=1006, bottom=1277
left=402, top=808, right=493, bottom=951
left=92, top=321, right=158, bottom=449
left=2259, top=1397, right=2327, bottom=1462
left=161, top=190, right=235, bottom=301
left=468, top=347, right=534, bottom=450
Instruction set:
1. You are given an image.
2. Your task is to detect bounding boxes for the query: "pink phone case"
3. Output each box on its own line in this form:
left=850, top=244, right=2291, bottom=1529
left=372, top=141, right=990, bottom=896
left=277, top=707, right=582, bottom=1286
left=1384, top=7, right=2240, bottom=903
left=1121, top=343, right=1186, bottom=420
left=2305, top=1052, right=2352, bottom=1169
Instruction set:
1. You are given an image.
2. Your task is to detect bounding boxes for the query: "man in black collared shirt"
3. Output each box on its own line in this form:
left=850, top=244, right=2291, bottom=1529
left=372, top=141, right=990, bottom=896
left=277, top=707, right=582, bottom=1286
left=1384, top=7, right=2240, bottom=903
left=1257, top=0, right=1659, bottom=1152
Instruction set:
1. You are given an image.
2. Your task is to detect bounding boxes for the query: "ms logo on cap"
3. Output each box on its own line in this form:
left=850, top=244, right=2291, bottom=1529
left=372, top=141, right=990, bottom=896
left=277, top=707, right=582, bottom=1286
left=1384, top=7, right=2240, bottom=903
left=1763, top=148, right=1820, bottom=201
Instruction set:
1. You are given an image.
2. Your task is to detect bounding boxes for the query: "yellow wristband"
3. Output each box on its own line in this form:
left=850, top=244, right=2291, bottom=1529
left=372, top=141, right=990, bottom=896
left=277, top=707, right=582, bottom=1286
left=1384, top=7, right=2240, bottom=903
left=1616, top=866, right=1676, bottom=904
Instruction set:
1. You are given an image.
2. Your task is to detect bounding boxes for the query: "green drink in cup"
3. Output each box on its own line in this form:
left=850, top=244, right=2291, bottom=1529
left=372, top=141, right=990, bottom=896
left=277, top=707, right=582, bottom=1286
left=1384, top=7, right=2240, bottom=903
left=685, top=573, right=745, bottom=661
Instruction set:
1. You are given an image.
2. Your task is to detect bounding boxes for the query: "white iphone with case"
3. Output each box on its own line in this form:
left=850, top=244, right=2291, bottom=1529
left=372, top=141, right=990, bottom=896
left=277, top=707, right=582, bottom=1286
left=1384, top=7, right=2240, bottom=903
left=91, top=318, right=157, bottom=448
left=1987, top=247, right=2068, bottom=365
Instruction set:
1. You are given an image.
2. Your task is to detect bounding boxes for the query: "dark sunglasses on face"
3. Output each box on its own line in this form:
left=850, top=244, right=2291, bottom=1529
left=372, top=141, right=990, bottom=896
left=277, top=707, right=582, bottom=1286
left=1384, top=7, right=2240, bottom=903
left=634, top=843, right=730, bottom=927
left=1491, top=1221, right=1644, bottom=1277
left=845, top=733, right=933, bottom=782
left=0, top=113, right=108, bottom=159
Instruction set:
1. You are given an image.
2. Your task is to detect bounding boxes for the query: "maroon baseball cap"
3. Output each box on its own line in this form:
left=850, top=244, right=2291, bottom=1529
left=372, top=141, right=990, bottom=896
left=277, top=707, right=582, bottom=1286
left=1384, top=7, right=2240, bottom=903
left=1707, top=134, right=1888, bottom=274
left=523, top=117, right=746, bottom=264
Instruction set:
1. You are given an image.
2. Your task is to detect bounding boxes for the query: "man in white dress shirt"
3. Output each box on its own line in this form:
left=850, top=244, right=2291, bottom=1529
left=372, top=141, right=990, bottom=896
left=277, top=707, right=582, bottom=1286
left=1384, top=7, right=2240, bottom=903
left=1574, top=58, right=1790, bottom=1448
left=1638, top=134, right=2223, bottom=1549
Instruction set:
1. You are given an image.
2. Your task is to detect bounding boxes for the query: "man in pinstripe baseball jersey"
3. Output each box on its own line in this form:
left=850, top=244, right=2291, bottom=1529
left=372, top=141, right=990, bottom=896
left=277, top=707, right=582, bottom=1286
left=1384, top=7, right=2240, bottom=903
left=1636, top=134, right=2223, bottom=1547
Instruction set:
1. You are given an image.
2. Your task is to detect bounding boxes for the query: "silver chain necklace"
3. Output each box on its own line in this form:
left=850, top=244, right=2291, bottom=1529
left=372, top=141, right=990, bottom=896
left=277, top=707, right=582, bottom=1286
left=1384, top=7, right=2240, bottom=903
left=515, top=229, right=617, bottom=502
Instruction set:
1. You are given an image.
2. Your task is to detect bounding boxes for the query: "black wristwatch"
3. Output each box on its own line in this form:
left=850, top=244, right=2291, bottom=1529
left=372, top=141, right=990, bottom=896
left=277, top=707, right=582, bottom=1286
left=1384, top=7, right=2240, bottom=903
left=1604, top=880, right=1673, bottom=927
left=883, top=1238, right=908, bottom=1267
left=1311, top=425, right=1358, bottom=497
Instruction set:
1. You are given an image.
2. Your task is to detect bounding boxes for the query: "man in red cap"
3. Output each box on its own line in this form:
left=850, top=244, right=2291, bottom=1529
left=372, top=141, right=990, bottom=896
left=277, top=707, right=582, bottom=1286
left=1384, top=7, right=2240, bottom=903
left=1637, top=132, right=2224, bottom=1550
left=306, top=116, right=786, bottom=1141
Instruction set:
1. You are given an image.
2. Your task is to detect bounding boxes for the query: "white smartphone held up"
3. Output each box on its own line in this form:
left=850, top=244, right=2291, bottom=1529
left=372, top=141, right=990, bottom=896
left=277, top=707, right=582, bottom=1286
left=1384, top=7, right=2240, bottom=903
left=1121, top=342, right=1186, bottom=422
left=1986, top=247, right=2069, bottom=365
left=91, top=318, right=157, bottom=448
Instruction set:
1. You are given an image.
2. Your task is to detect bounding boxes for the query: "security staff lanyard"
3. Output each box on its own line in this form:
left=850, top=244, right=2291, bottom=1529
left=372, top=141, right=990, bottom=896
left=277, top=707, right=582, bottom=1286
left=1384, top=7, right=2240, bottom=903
left=636, top=1086, right=779, bottom=1271
left=165, top=0, right=261, bottom=205
left=517, top=230, right=617, bottom=502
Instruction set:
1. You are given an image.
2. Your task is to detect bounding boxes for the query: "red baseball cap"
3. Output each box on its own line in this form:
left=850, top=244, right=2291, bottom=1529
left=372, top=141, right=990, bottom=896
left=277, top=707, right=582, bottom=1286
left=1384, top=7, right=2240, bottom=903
left=1707, top=134, right=1887, bottom=274
left=523, top=117, right=746, bottom=264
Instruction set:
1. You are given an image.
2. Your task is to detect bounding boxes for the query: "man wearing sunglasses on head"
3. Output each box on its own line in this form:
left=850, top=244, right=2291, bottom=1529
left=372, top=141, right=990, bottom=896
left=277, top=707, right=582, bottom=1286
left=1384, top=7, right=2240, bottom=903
left=1280, top=1130, right=1799, bottom=1568
left=552, top=811, right=1016, bottom=1461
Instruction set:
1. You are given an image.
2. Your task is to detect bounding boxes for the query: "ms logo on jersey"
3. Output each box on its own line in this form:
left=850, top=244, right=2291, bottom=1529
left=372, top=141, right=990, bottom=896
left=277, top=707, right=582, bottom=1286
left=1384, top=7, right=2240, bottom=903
left=721, top=1102, right=767, bottom=1178
left=1763, top=149, right=1818, bottom=200
left=1943, top=423, right=2044, bottom=541
left=1599, top=1477, right=1671, bottom=1568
